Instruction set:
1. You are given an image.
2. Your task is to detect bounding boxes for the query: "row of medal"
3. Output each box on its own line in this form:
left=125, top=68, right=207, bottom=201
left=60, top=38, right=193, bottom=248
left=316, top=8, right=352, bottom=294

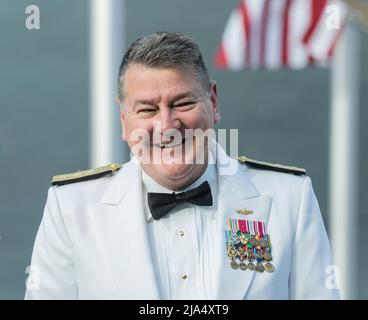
left=225, top=219, right=275, bottom=273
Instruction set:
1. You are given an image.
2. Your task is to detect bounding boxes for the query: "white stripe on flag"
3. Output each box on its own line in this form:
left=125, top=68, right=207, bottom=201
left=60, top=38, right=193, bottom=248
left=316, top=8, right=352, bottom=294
left=222, top=9, right=246, bottom=70
left=264, top=0, right=285, bottom=69
left=247, top=0, right=265, bottom=69
left=288, top=0, right=311, bottom=68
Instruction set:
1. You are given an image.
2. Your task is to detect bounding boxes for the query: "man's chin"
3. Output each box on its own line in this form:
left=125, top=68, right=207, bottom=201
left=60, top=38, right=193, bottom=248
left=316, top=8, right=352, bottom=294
left=153, top=163, right=196, bottom=180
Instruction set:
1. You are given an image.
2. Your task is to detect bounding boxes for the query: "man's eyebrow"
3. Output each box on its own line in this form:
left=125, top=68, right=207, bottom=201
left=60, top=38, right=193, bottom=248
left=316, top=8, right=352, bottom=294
left=132, top=91, right=198, bottom=109
left=169, top=91, right=198, bottom=103
left=132, top=98, right=160, bottom=109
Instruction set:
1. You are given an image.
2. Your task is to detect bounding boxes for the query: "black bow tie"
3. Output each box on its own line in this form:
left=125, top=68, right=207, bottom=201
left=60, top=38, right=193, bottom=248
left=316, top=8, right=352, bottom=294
left=147, top=181, right=213, bottom=220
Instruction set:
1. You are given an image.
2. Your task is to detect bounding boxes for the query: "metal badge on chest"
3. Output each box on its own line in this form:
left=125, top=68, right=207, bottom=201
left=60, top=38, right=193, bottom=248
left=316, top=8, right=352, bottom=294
left=225, top=214, right=274, bottom=273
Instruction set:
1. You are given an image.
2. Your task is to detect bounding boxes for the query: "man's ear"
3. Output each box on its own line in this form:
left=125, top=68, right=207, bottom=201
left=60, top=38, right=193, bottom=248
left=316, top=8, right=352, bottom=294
left=120, top=110, right=128, bottom=142
left=210, top=80, right=221, bottom=124
left=116, top=95, right=128, bottom=141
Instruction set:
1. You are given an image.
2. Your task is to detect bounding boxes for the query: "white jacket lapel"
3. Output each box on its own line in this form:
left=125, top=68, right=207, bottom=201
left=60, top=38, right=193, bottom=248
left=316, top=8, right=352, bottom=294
left=213, top=153, right=273, bottom=300
left=100, top=160, right=160, bottom=299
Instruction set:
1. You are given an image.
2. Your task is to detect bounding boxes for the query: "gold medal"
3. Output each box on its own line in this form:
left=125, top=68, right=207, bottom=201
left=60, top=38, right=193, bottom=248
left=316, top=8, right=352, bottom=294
left=249, top=235, right=258, bottom=246
left=230, top=234, right=241, bottom=245
left=227, top=247, right=237, bottom=258
left=264, top=262, right=275, bottom=273
left=230, top=260, right=239, bottom=270
left=255, top=263, right=265, bottom=273
left=263, top=251, right=272, bottom=261
left=247, top=262, right=255, bottom=271
left=254, top=251, right=263, bottom=260
left=259, top=238, right=268, bottom=248
left=237, top=248, right=246, bottom=257
left=239, top=262, right=247, bottom=270
left=239, top=233, right=248, bottom=245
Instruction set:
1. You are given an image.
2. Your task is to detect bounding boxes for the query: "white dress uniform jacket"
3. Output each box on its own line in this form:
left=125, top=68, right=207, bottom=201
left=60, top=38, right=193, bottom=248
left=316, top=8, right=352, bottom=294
left=25, top=143, right=340, bottom=299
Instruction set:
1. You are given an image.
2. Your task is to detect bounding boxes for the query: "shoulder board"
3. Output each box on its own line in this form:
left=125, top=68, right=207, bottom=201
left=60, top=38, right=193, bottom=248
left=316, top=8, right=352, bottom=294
left=51, top=163, right=122, bottom=186
left=237, top=156, right=306, bottom=176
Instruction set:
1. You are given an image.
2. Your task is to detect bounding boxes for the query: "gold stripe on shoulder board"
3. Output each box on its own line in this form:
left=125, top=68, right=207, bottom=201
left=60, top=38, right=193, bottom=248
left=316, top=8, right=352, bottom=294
left=237, top=156, right=306, bottom=175
left=51, top=163, right=122, bottom=185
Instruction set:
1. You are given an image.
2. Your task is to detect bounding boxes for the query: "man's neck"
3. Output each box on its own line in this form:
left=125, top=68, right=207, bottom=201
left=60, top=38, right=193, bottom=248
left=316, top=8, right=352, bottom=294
left=141, top=163, right=208, bottom=192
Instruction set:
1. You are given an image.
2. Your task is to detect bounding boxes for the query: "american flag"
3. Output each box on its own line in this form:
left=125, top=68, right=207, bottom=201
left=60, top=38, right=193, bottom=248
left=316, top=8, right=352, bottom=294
left=214, top=0, right=349, bottom=70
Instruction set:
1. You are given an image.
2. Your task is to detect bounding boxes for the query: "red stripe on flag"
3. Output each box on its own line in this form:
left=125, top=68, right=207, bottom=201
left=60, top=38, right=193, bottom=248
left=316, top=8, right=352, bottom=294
left=214, top=42, right=228, bottom=69
left=308, top=55, right=316, bottom=66
left=259, top=0, right=271, bottom=68
left=302, top=0, right=327, bottom=45
left=282, top=0, right=292, bottom=66
left=239, top=0, right=251, bottom=67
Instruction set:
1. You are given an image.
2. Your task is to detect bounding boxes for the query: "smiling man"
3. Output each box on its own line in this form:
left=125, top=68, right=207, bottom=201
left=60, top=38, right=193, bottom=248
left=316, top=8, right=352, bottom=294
left=119, top=61, right=219, bottom=191
left=25, top=32, right=340, bottom=300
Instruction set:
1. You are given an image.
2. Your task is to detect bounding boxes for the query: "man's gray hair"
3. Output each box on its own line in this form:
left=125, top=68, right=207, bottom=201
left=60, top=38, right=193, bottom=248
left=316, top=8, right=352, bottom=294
left=117, top=32, right=211, bottom=100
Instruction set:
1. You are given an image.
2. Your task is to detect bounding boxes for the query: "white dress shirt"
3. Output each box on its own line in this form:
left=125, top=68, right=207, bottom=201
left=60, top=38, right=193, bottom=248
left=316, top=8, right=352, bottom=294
left=141, top=162, right=218, bottom=300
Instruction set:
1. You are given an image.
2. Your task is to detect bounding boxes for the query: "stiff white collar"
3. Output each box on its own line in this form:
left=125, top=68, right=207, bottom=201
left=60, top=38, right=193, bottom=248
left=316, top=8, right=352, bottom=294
left=141, top=151, right=218, bottom=222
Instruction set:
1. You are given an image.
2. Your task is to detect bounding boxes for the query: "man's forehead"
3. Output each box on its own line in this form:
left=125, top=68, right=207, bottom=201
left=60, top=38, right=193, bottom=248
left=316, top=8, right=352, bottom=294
left=123, top=64, right=203, bottom=96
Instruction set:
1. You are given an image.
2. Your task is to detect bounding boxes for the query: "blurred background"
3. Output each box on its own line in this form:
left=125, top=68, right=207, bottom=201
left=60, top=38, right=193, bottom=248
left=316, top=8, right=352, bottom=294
left=0, top=0, right=367, bottom=299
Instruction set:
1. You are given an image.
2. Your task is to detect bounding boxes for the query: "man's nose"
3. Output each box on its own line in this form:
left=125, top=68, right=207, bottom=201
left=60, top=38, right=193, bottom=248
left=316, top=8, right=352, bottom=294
left=158, top=109, right=181, bottom=133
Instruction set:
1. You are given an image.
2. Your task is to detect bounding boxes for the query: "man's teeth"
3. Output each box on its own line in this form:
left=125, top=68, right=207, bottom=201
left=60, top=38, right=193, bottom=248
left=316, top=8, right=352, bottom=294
left=158, top=139, right=185, bottom=148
